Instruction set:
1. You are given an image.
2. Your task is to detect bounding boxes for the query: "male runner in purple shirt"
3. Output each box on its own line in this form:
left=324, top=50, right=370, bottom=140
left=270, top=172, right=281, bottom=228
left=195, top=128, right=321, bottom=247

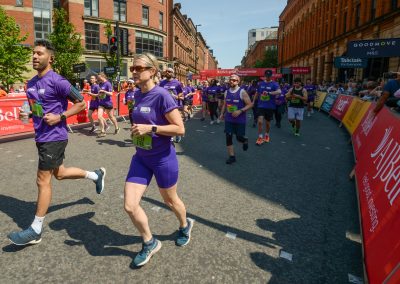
left=8, top=40, right=106, bottom=246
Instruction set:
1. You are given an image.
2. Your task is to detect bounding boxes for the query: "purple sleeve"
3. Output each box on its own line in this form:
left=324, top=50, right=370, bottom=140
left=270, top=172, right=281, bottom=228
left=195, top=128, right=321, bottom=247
left=55, top=77, right=72, bottom=99
left=105, top=81, right=113, bottom=92
left=176, top=83, right=183, bottom=94
left=162, top=92, right=179, bottom=115
left=93, top=85, right=100, bottom=94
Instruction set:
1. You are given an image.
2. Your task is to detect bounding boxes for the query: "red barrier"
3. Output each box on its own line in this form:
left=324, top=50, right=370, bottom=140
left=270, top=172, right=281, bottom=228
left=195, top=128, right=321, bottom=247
left=329, top=95, right=354, bottom=121
left=192, top=90, right=201, bottom=106
left=353, top=107, right=400, bottom=284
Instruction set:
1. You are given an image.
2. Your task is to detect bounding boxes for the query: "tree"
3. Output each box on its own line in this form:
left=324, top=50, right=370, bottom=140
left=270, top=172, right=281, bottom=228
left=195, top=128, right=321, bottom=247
left=254, top=48, right=278, bottom=68
left=49, top=8, right=83, bottom=82
left=0, top=6, right=31, bottom=92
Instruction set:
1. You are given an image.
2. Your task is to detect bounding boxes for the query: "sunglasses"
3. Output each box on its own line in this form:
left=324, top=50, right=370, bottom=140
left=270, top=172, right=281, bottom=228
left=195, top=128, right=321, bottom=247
left=166, top=70, right=174, bottom=73
left=130, top=66, right=152, bottom=73
left=229, top=79, right=238, bottom=82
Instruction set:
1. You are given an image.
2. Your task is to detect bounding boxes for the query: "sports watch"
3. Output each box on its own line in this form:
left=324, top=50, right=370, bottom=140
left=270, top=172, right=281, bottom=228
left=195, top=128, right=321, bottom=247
left=151, top=125, right=157, bottom=134
left=60, top=113, right=67, bottom=121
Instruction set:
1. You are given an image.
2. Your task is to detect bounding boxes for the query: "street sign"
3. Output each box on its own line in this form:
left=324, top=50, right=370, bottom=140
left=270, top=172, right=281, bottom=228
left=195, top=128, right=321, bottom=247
left=72, top=63, right=86, bottom=73
left=104, top=66, right=116, bottom=75
left=280, top=67, right=292, bottom=74
left=347, top=38, right=400, bottom=58
left=334, top=57, right=368, bottom=68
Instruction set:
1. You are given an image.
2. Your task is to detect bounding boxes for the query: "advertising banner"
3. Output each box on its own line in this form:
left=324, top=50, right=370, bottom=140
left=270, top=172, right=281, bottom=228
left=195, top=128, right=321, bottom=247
left=320, top=92, right=338, bottom=113
left=342, top=98, right=371, bottom=134
left=200, top=68, right=277, bottom=77
left=291, top=67, right=311, bottom=74
left=334, top=57, right=368, bottom=68
left=351, top=104, right=376, bottom=159
left=314, top=91, right=327, bottom=109
left=329, top=95, right=354, bottom=121
left=354, top=108, right=400, bottom=284
left=347, top=38, right=400, bottom=58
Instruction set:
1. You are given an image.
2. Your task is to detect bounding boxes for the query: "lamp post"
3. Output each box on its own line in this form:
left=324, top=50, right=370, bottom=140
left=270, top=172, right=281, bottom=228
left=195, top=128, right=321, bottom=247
left=194, top=24, right=202, bottom=74
left=279, top=20, right=285, bottom=82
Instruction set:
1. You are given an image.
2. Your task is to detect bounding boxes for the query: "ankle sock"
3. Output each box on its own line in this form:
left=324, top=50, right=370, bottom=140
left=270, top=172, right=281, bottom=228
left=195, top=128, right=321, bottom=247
left=31, top=215, right=45, bottom=234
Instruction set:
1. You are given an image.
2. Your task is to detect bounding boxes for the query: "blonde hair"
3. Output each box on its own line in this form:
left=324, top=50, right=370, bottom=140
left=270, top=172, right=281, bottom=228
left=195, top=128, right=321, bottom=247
left=134, top=53, right=159, bottom=71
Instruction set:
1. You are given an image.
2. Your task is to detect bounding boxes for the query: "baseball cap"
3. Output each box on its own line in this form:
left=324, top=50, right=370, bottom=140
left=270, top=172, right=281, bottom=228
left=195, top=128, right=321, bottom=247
left=264, top=70, right=273, bottom=77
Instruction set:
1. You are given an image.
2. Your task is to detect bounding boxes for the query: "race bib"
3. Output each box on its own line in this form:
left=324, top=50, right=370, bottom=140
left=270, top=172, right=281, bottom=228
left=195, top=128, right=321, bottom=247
left=32, top=102, right=43, bottom=117
left=227, top=104, right=238, bottom=113
left=208, top=95, right=214, bottom=100
left=99, top=93, right=106, bottom=99
left=132, top=134, right=152, bottom=150
left=127, top=100, right=134, bottom=110
left=260, top=94, right=270, bottom=101
left=291, top=98, right=301, bottom=104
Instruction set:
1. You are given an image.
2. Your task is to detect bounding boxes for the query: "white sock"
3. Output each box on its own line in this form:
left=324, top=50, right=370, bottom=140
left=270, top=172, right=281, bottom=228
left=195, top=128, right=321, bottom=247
left=85, top=171, right=98, bottom=181
left=265, top=132, right=269, bottom=136
left=258, top=134, right=263, bottom=138
left=31, top=216, right=45, bottom=234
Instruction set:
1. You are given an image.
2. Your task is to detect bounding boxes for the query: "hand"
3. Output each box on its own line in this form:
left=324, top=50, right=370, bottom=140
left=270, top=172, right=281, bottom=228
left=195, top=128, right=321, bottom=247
left=219, top=114, right=224, bottom=121
left=43, top=113, right=61, bottom=126
left=131, top=124, right=151, bottom=136
left=231, top=110, right=242, bottom=118
left=19, top=108, right=30, bottom=119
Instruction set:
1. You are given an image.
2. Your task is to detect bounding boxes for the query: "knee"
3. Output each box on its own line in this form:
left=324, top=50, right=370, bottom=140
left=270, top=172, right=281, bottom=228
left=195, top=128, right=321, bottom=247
left=124, top=202, right=139, bottom=216
left=53, top=172, right=64, bottom=180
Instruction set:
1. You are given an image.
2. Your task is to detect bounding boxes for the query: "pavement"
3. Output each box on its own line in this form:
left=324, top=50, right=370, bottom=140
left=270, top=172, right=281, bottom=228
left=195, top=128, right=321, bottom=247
left=0, top=110, right=364, bottom=283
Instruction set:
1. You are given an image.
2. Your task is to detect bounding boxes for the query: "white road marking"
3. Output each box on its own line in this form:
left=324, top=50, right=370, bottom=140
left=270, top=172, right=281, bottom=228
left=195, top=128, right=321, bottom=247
left=325, top=147, right=331, bottom=150
left=17, top=155, right=23, bottom=158
left=196, top=130, right=205, bottom=132
left=281, top=141, right=286, bottom=144
left=279, top=250, right=293, bottom=261
left=348, top=274, right=363, bottom=284
left=151, top=206, right=161, bottom=212
left=225, top=231, right=237, bottom=240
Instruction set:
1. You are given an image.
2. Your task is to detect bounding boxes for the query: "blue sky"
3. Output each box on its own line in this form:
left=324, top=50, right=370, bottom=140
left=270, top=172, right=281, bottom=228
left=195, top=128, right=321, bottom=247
left=177, top=0, right=287, bottom=68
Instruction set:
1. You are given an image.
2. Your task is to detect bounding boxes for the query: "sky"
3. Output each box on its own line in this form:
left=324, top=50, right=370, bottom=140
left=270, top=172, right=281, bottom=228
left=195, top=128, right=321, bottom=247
left=177, top=0, right=287, bottom=68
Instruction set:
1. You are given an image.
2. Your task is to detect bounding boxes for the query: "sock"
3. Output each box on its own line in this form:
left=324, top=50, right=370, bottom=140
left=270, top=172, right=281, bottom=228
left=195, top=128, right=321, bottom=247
left=144, top=237, right=155, bottom=246
left=85, top=171, right=98, bottom=181
left=258, top=134, right=263, bottom=138
left=265, top=132, right=269, bottom=137
left=31, top=215, right=45, bottom=234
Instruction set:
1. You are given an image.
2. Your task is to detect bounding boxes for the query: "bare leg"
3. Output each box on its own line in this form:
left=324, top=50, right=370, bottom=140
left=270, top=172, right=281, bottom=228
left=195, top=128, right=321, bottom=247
left=106, top=109, right=119, bottom=130
left=159, top=184, right=187, bottom=228
left=97, top=107, right=105, bottom=132
left=53, top=164, right=86, bottom=180
left=35, top=169, right=54, bottom=217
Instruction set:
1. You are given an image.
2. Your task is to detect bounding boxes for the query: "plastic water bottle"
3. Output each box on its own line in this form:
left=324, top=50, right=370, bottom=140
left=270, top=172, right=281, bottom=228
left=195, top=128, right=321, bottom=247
left=21, top=101, right=30, bottom=124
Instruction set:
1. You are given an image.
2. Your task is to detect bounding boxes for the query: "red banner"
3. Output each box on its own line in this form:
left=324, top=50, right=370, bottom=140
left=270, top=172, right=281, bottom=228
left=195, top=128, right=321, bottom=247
left=354, top=107, right=400, bottom=284
left=351, top=104, right=376, bottom=160
left=329, top=95, right=354, bottom=121
left=292, top=67, right=311, bottom=74
left=200, top=68, right=277, bottom=77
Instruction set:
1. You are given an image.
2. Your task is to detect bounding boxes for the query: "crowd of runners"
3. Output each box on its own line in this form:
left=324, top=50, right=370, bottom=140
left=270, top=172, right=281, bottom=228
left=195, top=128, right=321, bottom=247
left=6, top=39, right=400, bottom=268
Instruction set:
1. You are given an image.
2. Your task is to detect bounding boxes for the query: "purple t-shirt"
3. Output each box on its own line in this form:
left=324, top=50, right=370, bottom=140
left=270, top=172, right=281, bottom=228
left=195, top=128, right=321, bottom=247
left=304, top=84, right=316, bottom=97
left=89, top=84, right=100, bottom=109
left=26, top=70, right=71, bottom=142
left=184, top=86, right=195, bottom=101
left=98, top=81, right=113, bottom=107
left=257, top=80, right=280, bottom=109
left=125, top=88, right=136, bottom=110
left=159, top=79, right=183, bottom=106
left=131, top=86, right=178, bottom=157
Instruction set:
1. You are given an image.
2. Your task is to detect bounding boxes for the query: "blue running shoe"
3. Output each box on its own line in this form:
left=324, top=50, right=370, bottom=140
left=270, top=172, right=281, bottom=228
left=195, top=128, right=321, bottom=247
left=94, top=167, right=106, bottom=194
left=176, top=218, right=194, bottom=247
left=8, top=226, right=42, bottom=246
left=133, top=238, right=162, bottom=267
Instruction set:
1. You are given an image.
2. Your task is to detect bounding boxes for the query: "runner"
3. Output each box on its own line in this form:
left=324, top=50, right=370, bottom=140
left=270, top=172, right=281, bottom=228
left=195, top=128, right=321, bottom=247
left=96, top=72, right=120, bottom=138
left=219, top=74, right=252, bottom=164
left=286, top=77, right=308, bottom=136
left=124, top=79, right=137, bottom=125
left=7, top=40, right=106, bottom=246
left=159, top=67, right=184, bottom=143
left=304, top=79, right=316, bottom=117
left=183, top=80, right=196, bottom=120
left=125, top=53, right=192, bottom=267
left=84, top=75, right=100, bottom=133
left=253, top=70, right=281, bottom=145
left=206, top=79, right=221, bottom=125
left=200, top=80, right=209, bottom=121
left=246, top=80, right=258, bottom=127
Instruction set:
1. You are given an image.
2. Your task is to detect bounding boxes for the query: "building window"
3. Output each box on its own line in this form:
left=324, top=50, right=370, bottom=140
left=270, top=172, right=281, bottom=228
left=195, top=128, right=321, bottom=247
left=113, top=0, right=126, bottom=22
left=85, top=23, right=99, bottom=51
left=53, top=0, right=60, bottom=8
left=343, top=12, right=347, bottom=33
left=33, top=0, right=52, bottom=40
left=142, top=6, right=149, bottom=26
left=86, top=58, right=128, bottom=78
left=392, top=0, right=398, bottom=10
left=355, top=4, right=361, bottom=27
left=16, top=0, right=23, bottom=6
left=159, top=12, right=163, bottom=30
left=84, top=0, right=98, bottom=17
left=371, top=0, right=376, bottom=20
left=252, top=32, right=256, bottom=37
left=135, top=31, right=163, bottom=57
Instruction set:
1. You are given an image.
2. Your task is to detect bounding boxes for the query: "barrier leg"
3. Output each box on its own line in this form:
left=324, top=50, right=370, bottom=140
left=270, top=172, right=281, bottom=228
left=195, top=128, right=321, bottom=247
left=67, top=124, right=74, bottom=133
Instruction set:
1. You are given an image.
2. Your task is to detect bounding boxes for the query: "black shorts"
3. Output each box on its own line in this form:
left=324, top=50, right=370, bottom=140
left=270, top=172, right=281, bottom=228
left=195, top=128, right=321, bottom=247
left=99, top=105, right=113, bottom=110
left=89, top=107, right=97, bottom=111
left=224, top=122, right=246, bottom=136
left=184, top=99, right=193, bottom=106
left=257, top=108, right=274, bottom=121
left=36, top=140, right=68, bottom=170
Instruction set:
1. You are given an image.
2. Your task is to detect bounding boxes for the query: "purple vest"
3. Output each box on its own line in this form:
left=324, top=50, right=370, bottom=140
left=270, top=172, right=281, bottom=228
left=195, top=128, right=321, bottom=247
left=225, top=88, right=246, bottom=124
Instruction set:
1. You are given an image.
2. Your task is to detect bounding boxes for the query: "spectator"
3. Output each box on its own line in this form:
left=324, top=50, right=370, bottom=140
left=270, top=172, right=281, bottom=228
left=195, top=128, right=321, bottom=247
left=374, top=69, right=400, bottom=114
left=0, top=85, right=7, bottom=97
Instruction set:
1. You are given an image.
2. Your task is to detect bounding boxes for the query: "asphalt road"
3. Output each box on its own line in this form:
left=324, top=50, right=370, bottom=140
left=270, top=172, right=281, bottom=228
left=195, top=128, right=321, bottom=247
left=0, top=109, right=364, bottom=283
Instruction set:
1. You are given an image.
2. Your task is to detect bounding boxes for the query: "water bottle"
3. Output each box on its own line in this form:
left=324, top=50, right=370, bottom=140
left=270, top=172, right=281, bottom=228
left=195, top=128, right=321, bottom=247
left=21, top=101, right=30, bottom=124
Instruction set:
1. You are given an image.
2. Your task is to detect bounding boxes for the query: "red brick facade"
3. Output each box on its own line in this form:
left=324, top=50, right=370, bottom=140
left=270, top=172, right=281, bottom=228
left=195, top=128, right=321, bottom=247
left=242, top=39, right=278, bottom=68
left=279, top=0, right=400, bottom=82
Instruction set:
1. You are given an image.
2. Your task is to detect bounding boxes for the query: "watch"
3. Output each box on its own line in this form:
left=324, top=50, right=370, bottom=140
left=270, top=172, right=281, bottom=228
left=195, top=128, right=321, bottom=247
left=60, top=113, right=67, bottom=121
left=151, top=125, right=157, bottom=134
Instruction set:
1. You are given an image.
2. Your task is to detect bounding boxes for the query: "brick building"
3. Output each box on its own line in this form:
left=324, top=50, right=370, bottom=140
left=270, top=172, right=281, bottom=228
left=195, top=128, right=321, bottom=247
left=241, top=39, right=278, bottom=68
left=2, top=0, right=217, bottom=81
left=278, top=0, right=400, bottom=83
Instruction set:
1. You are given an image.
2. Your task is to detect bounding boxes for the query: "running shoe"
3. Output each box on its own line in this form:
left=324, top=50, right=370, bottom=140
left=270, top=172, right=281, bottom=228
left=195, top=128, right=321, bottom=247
left=94, top=167, right=106, bottom=194
left=225, top=156, right=236, bottom=164
left=264, top=135, right=270, bottom=143
left=114, top=127, right=120, bottom=135
left=105, top=124, right=110, bottom=132
left=307, top=112, right=311, bottom=117
left=175, top=136, right=182, bottom=143
left=216, top=119, right=221, bottom=124
left=89, top=126, right=98, bottom=133
left=8, top=226, right=42, bottom=246
left=210, top=120, right=214, bottom=125
left=294, top=132, right=300, bottom=136
left=97, top=132, right=106, bottom=138
left=255, top=137, right=264, bottom=146
left=133, top=238, right=162, bottom=267
left=176, top=219, right=194, bottom=246
left=200, top=117, right=205, bottom=121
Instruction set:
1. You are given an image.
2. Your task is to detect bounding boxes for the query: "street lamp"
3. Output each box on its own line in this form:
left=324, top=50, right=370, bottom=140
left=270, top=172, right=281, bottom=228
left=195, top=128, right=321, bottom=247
left=194, top=24, right=202, bottom=74
left=279, top=20, right=285, bottom=81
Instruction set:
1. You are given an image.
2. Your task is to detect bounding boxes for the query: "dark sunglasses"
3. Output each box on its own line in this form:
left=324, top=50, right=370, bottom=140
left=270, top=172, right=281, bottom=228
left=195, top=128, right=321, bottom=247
left=130, top=66, right=152, bottom=73
left=229, top=79, right=238, bottom=82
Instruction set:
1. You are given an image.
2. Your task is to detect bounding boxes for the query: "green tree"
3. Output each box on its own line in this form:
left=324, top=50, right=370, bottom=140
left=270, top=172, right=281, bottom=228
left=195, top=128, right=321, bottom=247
left=0, top=6, right=31, bottom=92
left=254, top=48, right=278, bottom=68
left=49, top=8, right=83, bottom=82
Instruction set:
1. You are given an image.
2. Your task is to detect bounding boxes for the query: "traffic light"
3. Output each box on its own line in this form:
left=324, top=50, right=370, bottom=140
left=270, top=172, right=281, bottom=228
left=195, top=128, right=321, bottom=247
left=109, top=36, right=118, bottom=55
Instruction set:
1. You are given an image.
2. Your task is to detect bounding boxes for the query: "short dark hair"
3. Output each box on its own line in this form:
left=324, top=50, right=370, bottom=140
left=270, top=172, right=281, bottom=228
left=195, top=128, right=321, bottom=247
left=294, top=77, right=302, bottom=83
left=34, top=39, right=55, bottom=55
